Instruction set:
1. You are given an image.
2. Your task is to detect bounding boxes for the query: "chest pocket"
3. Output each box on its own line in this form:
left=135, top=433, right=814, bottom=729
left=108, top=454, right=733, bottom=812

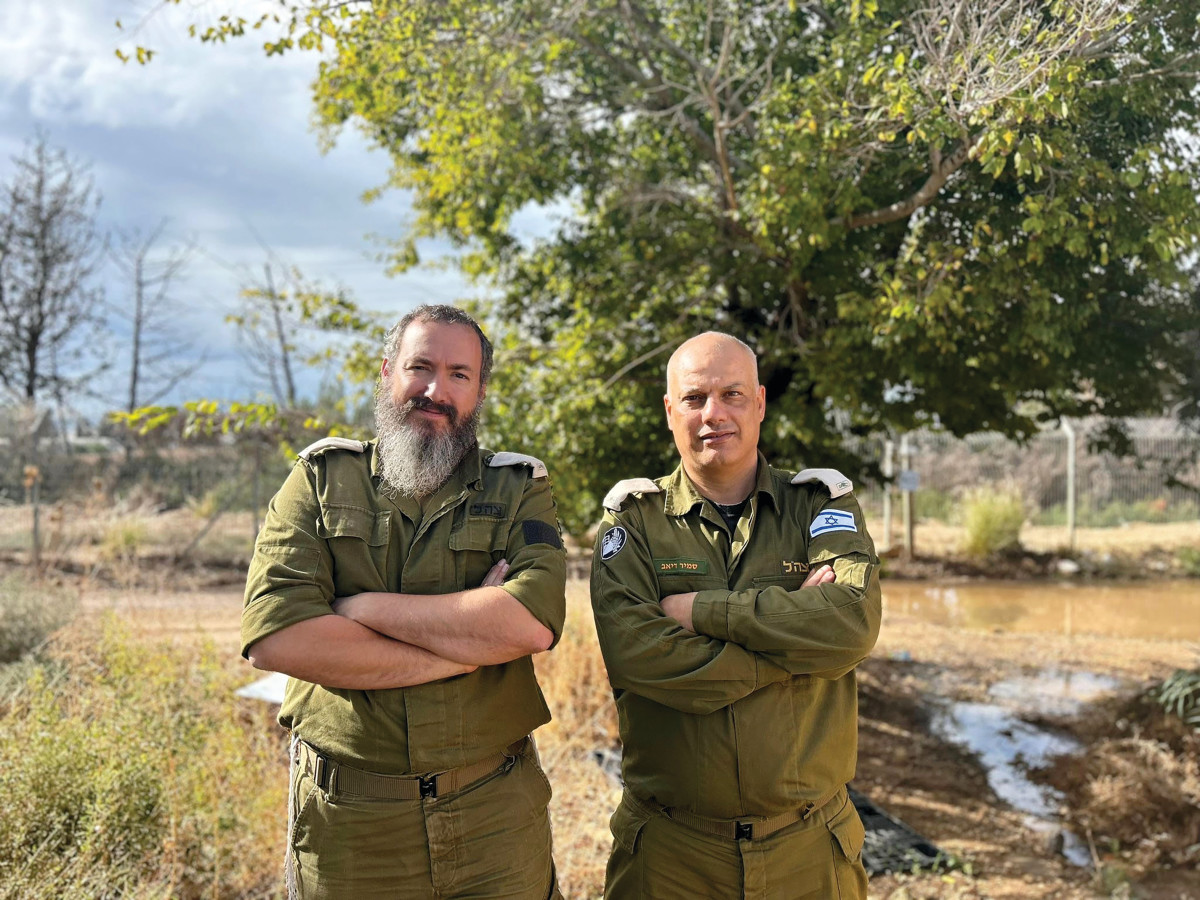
left=315, top=505, right=390, bottom=594
left=449, top=517, right=508, bottom=589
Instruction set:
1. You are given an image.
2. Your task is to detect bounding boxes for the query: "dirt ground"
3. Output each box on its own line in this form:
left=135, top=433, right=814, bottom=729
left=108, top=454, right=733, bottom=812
left=68, top=570, right=1200, bottom=900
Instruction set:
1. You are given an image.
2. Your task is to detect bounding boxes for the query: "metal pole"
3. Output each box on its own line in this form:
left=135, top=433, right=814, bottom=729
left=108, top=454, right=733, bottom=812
left=1061, top=420, right=1077, bottom=551
left=881, top=439, right=894, bottom=553
left=901, top=434, right=914, bottom=560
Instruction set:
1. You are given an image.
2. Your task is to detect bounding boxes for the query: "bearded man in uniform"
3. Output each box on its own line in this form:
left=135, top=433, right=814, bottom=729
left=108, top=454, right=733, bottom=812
left=243, top=304, right=566, bottom=899
left=591, top=331, right=881, bottom=899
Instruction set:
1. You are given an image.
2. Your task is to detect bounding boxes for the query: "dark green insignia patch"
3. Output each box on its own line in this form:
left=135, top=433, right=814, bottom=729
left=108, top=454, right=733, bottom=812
left=523, top=519, right=562, bottom=548
left=470, top=503, right=507, bottom=518
left=654, top=557, right=709, bottom=575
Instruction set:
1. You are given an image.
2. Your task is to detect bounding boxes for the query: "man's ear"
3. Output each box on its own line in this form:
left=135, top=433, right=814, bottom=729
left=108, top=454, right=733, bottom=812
left=663, top=393, right=672, bottom=426
left=380, top=357, right=392, bottom=379
left=756, top=383, right=766, bottom=422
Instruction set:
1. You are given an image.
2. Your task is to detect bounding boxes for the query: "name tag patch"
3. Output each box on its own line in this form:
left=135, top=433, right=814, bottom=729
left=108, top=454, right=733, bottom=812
left=810, top=509, right=858, bottom=538
left=655, top=557, right=709, bottom=576
left=600, top=526, right=627, bottom=560
left=471, top=503, right=507, bottom=518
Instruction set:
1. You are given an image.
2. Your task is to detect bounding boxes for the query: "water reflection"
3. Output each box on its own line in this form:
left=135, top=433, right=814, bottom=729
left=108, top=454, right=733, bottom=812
left=883, top=580, right=1200, bottom=641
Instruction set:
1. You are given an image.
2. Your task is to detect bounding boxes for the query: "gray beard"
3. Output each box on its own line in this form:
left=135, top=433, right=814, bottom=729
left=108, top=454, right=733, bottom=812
left=374, top=390, right=480, bottom=498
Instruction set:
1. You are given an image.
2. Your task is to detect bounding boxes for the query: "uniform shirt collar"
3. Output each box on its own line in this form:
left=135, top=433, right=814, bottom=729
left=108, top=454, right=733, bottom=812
left=663, top=451, right=779, bottom=517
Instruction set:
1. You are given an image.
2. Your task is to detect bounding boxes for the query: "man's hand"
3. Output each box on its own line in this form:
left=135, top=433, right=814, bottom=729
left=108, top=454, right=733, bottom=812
left=803, top=564, right=836, bottom=588
left=661, top=565, right=836, bottom=634
left=662, top=592, right=698, bottom=632
left=481, top=558, right=510, bottom=587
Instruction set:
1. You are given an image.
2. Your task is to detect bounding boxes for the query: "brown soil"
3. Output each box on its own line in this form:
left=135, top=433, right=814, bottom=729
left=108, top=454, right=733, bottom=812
left=68, top=575, right=1200, bottom=900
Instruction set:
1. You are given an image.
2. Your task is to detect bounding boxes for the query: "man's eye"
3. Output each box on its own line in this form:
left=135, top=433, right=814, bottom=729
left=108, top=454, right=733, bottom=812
left=453, top=372, right=469, bottom=380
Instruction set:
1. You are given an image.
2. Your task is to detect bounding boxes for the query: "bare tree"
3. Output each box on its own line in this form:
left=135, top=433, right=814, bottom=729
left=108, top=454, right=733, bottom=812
left=0, top=135, right=105, bottom=406
left=228, top=260, right=302, bottom=408
left=110, top=220, right=204, bottom=412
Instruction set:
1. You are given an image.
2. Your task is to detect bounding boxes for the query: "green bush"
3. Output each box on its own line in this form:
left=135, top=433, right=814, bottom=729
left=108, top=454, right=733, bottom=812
left=960, top=485, right=1025, bottom=558
left=1155, top=661, right=1200, bottom=732
left=0, top=573, right=78, bottom=664
left=0, top=617, right=286, bottom=899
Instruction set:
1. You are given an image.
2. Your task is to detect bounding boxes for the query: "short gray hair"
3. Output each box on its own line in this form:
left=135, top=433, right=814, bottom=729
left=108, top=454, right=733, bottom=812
left=383, top=304, right=494, bottom=385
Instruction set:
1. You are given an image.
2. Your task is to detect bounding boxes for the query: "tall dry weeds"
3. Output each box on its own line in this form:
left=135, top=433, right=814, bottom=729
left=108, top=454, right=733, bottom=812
left=534, top=582, right=622, bottom=900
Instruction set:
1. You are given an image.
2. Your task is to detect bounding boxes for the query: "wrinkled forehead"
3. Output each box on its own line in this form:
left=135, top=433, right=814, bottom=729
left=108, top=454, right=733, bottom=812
left=666, top=336, right=758, bottom=393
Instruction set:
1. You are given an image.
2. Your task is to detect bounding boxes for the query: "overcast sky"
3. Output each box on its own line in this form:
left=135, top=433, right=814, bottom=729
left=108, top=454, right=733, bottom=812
left=0, top=0, right=550, bottom=416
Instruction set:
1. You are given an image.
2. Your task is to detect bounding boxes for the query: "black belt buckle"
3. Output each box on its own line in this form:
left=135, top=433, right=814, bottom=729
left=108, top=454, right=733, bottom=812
left=313, top=755, right=329, bottom=791
left=735, top=821, right=753, bottom=841
left=419, top=775, right=437, bottom=799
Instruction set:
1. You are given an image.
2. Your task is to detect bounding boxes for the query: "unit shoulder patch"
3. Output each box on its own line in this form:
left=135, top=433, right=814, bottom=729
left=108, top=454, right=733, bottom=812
left=602, top=478, right=662, bottom=512
left=790, top=467, right=854, bottom=498
left=298, top=437, right=367, bottom=461
left=488, top=451, right=548, bottom=479
left=600, top=525, right=628, bottom=560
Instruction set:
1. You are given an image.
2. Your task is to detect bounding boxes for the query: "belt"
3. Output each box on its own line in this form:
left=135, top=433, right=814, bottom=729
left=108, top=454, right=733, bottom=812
left=297, top=737, right=526, bottom=801
left=635, top=783, right=845, bottom=841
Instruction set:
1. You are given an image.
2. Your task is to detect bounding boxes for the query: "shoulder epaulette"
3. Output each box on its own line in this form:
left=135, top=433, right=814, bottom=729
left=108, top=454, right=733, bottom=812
left=790, top=467, right=853, bottom=498
left=488, top=451, right=548, bottom=479
left=298, top=437, right=367, bottom=461
left=603, top=477, right=662, bottom=512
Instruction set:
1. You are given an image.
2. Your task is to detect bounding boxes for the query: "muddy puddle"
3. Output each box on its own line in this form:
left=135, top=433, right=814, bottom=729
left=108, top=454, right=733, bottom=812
left=930, top=669, right=1123, bottom=868
left=883, top=580, right=1200, bottom=641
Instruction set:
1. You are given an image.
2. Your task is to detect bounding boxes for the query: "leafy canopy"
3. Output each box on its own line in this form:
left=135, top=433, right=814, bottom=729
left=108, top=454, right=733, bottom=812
left=132, top=0, right=1200, bottom=536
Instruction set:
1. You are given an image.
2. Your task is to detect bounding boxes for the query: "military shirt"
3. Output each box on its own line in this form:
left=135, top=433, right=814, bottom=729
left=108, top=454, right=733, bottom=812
left=591, top=454, right=881, bottom=819
left=242, top=441, right=567, bottom=775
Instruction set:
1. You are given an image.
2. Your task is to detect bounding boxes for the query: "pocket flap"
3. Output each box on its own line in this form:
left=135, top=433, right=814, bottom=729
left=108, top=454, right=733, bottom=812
left=317, top=506, right=389, bottom=545
left=824, top=795, right=865, bottom=862
left=449, top=518, right=506, bottom=552
left=610, top=793, right=652, bottom=855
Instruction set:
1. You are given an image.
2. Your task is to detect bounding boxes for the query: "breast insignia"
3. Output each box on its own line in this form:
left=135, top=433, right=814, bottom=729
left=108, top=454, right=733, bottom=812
left=603, top=478, right=662, bottom=512
left=488, top=451, right=548, bottom=479
left=791, top=468, right=854, bottom=498
left=297, top=437, right=367, bottom=460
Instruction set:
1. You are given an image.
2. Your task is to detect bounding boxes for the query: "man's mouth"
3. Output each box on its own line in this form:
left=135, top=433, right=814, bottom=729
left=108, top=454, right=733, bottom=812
left=699, top=430, right=734, bottom=445
left=403, top=397, right=457, bottom=426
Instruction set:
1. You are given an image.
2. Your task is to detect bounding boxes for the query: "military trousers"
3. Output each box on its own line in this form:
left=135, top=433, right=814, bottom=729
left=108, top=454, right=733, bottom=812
left=604, top=788, right=867, bottom=900
left=287, top=736, right=561, bottom=899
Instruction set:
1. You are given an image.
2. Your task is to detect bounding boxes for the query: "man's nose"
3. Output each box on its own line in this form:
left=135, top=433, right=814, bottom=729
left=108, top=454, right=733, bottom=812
left=423, top=373, right=450, bottom=403
left=702, top=397, right=726, bottom=423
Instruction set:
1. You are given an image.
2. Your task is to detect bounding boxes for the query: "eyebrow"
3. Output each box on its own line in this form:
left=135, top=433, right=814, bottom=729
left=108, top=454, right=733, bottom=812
left=407, top=355, right=476, bottom=373
left=678, top=380, right=750, bottom=394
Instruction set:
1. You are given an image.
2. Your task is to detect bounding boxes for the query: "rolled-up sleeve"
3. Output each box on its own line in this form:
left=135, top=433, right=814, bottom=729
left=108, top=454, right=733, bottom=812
left=240, top=461, right=335, bottom=658
left=691, top=494, right=882, bottom=679
left=497, top=473, right=568, bottom=647
left=590, top=505, right=791, bottom=714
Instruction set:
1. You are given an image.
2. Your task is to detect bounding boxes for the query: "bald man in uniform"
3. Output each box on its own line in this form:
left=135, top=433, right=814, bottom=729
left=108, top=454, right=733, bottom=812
left=591, top=331, right=881, bottom=899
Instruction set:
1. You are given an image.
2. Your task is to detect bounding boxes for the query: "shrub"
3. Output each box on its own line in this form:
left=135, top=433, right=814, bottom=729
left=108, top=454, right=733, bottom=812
left=0, top=617, right=286, bottom=899
left=960, top=485, right=1025, bottom=558
left=0, top=573, right=78, bottom=664
left=1156, top=662, right=1200, bottom=733
left=99, top=516, right=148, bottom=563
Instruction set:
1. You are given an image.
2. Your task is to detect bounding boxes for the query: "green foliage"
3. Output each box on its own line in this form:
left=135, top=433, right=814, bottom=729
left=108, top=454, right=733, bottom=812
left=913, top=487, right=955, bottom=524
left=99, top=516, right=148, bottom=563
left=143, top=1, right=1200, bottom=531
left=1178, top=547, right=1200, bottom=577
left=0, top=618, right=284, bottom=899
left=1154, top=662, right=1200, bottom=732
left=1034, top=497, right=1200, bottom=527
left=0, top=573, right=78, bottom=664
left=960, top=485, right=1026, bottom=558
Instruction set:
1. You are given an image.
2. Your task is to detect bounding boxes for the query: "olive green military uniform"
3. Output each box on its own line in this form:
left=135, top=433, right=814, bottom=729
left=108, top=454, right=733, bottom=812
left=243, top=439, right=566, bottom=900
left=591, top=455, right=881, bottom=899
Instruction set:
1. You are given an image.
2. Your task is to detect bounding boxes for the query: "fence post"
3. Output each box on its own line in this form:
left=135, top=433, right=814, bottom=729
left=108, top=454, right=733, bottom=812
left=24, top=465, right=41, bottom=571
left=881, top=439, right=894, bottom=553
left=1061, top=420, right=1077, bottom=551
left=900, top=434, right=914, bottom=559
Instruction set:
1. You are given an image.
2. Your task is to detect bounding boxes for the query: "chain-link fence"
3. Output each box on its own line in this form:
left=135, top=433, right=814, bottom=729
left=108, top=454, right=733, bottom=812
left=858, top=417, right=1200, bottom=554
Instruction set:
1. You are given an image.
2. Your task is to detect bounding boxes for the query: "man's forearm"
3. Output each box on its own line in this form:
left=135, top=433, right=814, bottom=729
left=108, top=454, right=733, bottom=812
left=334, top=586, right=553, bottom=666
left=247, top=615, right=476, bottom=689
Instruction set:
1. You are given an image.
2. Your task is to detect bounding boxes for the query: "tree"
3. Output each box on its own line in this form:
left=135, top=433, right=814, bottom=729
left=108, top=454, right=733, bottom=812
left=0, top=135, right=105, bottom=408
left=109, top=220, right=202, bottom=412
left=144, top=0, right=1200, bottom=535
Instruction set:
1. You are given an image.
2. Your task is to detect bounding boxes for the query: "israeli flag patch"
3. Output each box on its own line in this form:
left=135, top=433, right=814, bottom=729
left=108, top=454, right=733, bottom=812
left=810, top=509, right=858, bottom=539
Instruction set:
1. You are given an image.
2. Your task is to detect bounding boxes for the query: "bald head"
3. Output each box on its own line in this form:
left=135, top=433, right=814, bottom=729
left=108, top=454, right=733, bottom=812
left=666, top=332, right=758, bottom=394
left=664, top=331, right=765, bottom=497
